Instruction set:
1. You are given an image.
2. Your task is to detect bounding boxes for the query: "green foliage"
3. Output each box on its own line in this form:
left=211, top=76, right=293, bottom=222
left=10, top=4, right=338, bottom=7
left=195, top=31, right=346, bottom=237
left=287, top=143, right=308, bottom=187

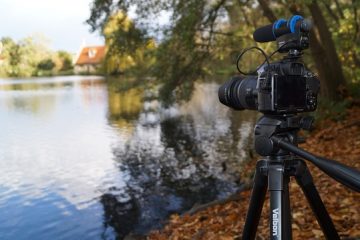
left=0, top=37, right=21, bottom=77
left=0, top=36, right=73, bottom=77
left=37, top=59, right=55, bottom=71
left=348, top=82, right=360, bottom=99
left=57, top=51, right=73, bottom=71
left=329, top=1, right=360, bottom=84
left=88, top=0, right=232, bottom=104
left=102, top=11, right=155, bottom=75
left=86, top=0, right=360, bottom=107
left=154, top=0, right=209, bottom=104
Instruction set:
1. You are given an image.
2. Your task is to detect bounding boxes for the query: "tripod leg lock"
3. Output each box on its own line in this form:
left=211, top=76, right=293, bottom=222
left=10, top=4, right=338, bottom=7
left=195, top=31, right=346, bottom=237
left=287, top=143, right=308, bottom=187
left=285, top=159, right=314, bottom=186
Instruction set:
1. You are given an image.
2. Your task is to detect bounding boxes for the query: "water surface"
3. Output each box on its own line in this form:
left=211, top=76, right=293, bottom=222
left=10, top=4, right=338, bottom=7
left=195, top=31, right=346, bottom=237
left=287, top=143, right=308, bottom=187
left=0, top=76, right=257, bottom=239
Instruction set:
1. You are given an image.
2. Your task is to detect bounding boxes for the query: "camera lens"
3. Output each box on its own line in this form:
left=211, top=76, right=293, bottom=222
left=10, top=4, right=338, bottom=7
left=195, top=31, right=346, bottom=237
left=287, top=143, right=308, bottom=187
left=218, top=76, right=244, bottom=110
left=218, top=76, right=258, bottom=110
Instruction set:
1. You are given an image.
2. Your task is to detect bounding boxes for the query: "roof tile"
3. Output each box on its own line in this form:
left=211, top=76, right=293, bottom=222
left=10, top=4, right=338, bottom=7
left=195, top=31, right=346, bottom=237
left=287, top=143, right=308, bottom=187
left=75, top=46, right=106, bottom=65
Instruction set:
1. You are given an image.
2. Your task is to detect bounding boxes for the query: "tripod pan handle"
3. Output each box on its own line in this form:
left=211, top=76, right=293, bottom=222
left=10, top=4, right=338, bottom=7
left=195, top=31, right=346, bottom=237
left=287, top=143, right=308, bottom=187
left=272, top=136, right=360, bottom=193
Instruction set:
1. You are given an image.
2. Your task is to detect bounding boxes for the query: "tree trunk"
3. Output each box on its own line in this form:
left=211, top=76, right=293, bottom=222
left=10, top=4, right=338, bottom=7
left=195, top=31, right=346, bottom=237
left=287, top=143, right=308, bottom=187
left=308, top=29, right=336, bottom=99
left=308, top=1, right=346, bottom=100
left=288, top=4, right=339, bottom=100
left=257, top=0, right=277, bottom=22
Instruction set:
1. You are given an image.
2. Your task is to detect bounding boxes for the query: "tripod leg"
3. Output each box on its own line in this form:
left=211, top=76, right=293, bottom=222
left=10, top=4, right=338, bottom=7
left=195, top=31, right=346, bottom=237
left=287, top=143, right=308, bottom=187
left=293, top=160, right=340, bottom=240
left=268, top=162, right=292, bottom=240
left=242, top=160, right=268, bottom=240
left=282, top=175, right=292, bottom=240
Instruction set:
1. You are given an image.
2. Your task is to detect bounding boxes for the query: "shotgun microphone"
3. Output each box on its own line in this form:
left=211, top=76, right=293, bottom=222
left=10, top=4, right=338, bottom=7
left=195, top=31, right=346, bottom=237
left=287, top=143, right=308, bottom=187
left=253, top=15, right=312, bottom=43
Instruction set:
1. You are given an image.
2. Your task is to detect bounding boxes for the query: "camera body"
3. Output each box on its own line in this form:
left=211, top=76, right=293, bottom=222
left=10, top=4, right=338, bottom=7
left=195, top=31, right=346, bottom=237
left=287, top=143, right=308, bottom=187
left=218, top=16, right=319, bottom=114
left=219, top=58, right=319, bottom=114
left=257, top=57, right=319, bottom=114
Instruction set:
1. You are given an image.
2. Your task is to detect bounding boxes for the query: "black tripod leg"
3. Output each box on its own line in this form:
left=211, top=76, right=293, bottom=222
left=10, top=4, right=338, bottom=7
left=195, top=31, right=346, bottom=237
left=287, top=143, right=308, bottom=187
left=242, top=160, right=268, bottom=240
left=268, top=162, right=292, bottom=240
left=282, top=175, right=292, bottom=240
left=294, top=160, right=340, bottom=240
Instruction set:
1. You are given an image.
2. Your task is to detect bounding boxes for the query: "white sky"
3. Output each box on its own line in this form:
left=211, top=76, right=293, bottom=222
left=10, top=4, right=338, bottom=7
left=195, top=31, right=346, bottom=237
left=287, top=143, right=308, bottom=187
left=0, top=0, right=104, bottom=53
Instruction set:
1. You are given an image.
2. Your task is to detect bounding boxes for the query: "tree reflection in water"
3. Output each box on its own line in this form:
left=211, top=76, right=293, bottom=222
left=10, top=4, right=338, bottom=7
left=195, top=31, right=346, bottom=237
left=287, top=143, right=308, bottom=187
left=101, top=81, right=258, bottom=239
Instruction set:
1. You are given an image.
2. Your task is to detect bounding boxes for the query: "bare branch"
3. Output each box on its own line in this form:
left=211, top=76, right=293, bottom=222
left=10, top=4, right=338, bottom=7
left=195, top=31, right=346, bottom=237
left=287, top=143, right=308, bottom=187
left=334, top=0, right=345, bottom=19
left=321, top=0, right=339, bottom=25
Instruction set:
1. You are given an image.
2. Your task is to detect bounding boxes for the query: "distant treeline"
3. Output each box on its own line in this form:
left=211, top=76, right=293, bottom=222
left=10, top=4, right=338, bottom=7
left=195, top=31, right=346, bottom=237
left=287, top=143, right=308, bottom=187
left=0, top=35, right=73, bottom=78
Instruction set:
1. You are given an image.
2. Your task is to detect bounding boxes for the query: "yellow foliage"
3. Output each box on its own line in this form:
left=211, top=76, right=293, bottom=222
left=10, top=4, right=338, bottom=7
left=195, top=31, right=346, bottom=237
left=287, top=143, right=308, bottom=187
left=107, top=87, right=143, bottom=130
left=102, top=11, right=156, bottom=74
left=103, top=11, right=131, bottom=37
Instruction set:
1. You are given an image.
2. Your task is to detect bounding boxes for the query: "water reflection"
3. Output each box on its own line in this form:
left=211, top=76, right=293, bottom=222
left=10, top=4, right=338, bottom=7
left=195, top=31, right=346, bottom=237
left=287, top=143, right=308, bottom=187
left=0, top=76, right=120, bottom=240
left=107, top=86, right=143, bottom=133
left=0, top=76, right=105, bottom=115
left=0, top=76, right=258, bottom=240
left=103, top=81, right=258, bottom=238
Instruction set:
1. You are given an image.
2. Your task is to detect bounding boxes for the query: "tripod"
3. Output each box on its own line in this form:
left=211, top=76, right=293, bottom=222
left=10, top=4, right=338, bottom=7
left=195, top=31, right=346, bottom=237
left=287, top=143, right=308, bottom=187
left=242, top=115, right=360, bottom=240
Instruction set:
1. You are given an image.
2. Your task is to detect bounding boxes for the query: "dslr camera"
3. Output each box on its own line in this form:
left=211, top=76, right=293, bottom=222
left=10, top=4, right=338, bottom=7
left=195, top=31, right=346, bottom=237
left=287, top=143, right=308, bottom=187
left=218, top=15, right=319, bottom=114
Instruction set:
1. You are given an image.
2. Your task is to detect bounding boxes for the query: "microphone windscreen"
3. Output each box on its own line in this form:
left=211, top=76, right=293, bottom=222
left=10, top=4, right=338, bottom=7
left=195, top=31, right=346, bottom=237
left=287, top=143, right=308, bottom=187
left=253, top=24, right=276, bottom=43
left=301, top=19, right=313, bottom=32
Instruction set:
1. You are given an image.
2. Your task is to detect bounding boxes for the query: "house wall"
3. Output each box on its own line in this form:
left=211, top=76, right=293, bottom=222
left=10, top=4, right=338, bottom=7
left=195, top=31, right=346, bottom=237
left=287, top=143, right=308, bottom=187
left=74, top=64, right=99, bottom=74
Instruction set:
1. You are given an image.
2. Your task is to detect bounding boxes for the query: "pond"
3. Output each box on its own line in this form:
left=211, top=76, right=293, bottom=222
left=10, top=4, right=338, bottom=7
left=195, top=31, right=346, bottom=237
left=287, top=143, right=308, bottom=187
left=0, top=76, right=258, bottom=239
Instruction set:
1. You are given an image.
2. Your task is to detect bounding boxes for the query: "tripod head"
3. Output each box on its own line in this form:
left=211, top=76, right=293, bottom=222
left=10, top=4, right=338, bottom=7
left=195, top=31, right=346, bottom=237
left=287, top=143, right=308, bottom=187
left=254, top=114, right=312, bottom=156
left=254, top=114, right=360, bottom=193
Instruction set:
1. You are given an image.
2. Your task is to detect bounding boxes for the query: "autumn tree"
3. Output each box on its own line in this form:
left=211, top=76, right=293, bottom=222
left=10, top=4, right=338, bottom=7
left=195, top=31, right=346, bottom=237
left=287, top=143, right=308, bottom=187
left=87, top=0, right=359, bottom=102
left=88, top=0, right=233, bottom=103
left=56, top=51, right=73, bottom=71
left=0, top=37, right=20, bottom=77
left=102, top=11, right=155, bottom=75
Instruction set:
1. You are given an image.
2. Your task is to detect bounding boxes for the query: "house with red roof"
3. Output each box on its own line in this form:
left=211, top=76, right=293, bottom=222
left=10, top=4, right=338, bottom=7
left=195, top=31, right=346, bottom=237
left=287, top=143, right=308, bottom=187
left=74, top=46, right=106, bottom=74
